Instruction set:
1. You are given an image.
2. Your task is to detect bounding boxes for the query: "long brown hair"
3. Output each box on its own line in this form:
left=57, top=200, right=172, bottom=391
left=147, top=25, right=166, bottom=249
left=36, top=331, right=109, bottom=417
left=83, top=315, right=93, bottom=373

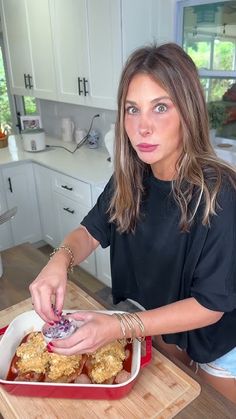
left=109, top=43, right=236, bottom=232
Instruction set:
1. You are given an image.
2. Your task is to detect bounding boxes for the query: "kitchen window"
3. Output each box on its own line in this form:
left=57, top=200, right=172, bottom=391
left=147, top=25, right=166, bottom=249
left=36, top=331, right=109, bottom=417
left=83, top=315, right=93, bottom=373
left=176, top=0, right=236, bottom=140
left=0, top=34, right=15, bottom=133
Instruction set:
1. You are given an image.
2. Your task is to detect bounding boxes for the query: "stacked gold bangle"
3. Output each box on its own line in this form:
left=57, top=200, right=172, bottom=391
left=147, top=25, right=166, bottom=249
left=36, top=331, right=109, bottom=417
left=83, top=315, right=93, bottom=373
left=50, top=245, right=75, bottom=273
left=113, top=312, right=145, bottom=343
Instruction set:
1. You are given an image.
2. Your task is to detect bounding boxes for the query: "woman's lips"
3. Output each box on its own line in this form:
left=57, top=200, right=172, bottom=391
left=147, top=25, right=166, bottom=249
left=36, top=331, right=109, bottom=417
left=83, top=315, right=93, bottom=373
left=137, top=143, right=159, bottom=152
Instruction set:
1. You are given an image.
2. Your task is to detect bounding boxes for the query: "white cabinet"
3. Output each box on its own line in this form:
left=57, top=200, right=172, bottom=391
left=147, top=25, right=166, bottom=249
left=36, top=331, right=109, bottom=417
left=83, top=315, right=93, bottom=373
left=0, top=0, right=57, bottom=100
left=52, top=172, right=96, bottom=276
left=0, top=171, right=13, bottom=251
left=51, top=0, right=122, bottom=109
left=122, top=0, right=176, bottom=61
left=92, top=184, right=111, bottom=287
left=34, top=164, right=59, bottom=248
left=51, top=0, right=175, bottom=110
left=1, top=163, right=42, bottom=246
left=34, top=165, right=96, bottom=277
left=0, top=0, right=176, bottom=108
left=54, top=193, right=96, bottom=276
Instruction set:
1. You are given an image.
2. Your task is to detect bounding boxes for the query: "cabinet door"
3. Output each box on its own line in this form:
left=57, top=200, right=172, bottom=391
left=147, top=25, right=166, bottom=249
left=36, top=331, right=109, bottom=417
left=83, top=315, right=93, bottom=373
left=1, top=0, right=57, bottom=100
left=0, top=170, right=13, bottom=251
left=92, top=184, right=111, bottom=286
left=85, top=0, right=122, bottom=110
left=52, top=0, right=122, bottom=109
left=34, top=164, right=59, bottom=248
left=26, top=0, right=57, bottom=100
left=54, top=193, right=96, bottom=276
left=2, top=164, right=42, bottom=245
left=52, top=0, right=89, bottom=105
left=0, top=0, right=32, bottom=95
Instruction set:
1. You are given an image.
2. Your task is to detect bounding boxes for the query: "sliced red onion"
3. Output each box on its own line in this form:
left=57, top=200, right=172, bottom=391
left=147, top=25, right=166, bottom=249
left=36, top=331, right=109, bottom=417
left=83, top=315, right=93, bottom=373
left=42, top=316, right=77, bottom=340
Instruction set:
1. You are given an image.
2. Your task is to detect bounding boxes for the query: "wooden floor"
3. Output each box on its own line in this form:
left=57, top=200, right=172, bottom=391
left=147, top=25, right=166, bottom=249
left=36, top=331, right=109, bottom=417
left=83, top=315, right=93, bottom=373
left=0, top=243, right=135, bottom=312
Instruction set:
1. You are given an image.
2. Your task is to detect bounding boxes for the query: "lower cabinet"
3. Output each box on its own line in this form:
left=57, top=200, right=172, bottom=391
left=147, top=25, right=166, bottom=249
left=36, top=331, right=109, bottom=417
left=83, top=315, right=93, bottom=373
left=34, top=164, right=59, bottom=248
left=92, top=184, right=111, bottom=287
left=34, top=164, right=96, bottom=278
left=0, top=170, right=13, bottom=251
left=1, top=163, right=42, bottom=248
left=54, top=192, right=96, bottom=276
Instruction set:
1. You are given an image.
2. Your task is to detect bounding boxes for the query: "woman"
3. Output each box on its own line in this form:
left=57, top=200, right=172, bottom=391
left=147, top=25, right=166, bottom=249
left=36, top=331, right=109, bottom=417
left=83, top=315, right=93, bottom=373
left=30, top=43, right=236, bottom=402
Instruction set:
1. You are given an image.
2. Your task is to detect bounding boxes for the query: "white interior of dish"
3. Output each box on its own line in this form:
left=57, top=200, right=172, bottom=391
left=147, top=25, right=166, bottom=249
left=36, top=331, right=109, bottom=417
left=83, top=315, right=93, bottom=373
left=0, top=310, right=141, bottom=388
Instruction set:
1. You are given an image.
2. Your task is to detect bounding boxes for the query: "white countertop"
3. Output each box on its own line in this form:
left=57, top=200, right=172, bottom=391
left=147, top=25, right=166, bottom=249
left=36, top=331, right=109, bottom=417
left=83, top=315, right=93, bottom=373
left=0, top=135, right=113, bottom=185
left=213, top=138, right=236, bottom=165
left=1, top=136, right=235, bottom=185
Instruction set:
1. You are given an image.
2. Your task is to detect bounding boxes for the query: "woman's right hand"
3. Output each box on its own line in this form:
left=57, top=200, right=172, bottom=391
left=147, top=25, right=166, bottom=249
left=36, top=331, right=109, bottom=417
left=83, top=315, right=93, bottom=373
left=29, top=256, right=68, bottom=323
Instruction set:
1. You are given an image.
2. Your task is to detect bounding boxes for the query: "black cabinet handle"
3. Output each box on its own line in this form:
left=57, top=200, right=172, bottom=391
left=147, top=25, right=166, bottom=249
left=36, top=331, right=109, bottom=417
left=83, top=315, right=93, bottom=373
left=8, top=177, right=13, bottom=193
left=63, top=207, right=75, bottom=214
left=61, top=184, right=73, bottom=191
left=78, top=77, right=83, bottom=95
left=24, top=73, right=29, bottom=88
left=83, top=77, right=89, bottom=96
left=28, top=74, right=33, bottom=89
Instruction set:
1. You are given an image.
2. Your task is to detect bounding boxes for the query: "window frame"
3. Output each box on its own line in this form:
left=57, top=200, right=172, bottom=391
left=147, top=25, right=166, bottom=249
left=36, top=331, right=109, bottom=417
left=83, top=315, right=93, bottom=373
left=176, top=0, right=236, bottom=79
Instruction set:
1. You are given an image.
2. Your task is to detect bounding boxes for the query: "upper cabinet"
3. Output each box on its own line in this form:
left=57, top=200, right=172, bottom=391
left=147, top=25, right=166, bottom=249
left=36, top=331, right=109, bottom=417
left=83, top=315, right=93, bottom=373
left=0, top=0, right=58, bottom=100
left=51, top=0, right=122, bottom=109
left=0, top=0, right=176, bottom=110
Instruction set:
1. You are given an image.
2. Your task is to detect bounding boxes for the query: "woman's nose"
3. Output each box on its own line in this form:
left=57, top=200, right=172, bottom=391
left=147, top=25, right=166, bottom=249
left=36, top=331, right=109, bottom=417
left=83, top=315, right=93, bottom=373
left=138, top=116, right=153, bottom=137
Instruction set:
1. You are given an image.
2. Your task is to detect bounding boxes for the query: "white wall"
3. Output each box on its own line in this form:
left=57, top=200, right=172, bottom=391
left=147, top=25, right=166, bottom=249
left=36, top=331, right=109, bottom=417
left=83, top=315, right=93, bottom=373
left=39, top=99, right=116, bottom=148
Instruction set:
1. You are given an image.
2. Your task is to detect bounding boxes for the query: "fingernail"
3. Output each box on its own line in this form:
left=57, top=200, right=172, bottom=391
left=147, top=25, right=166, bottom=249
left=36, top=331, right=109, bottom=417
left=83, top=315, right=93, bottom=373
left=49, top=322, right=55, bottom=326
left=49, top=342, right=54, bottom=346
left=46, top=344, right=53, bottom=352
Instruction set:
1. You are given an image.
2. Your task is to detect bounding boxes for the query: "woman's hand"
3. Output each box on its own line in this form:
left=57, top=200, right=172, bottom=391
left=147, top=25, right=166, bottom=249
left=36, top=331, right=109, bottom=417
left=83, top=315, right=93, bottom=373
left=46, top=311, right=122, bottom=355
left=29, top=258, right=68, bottom=323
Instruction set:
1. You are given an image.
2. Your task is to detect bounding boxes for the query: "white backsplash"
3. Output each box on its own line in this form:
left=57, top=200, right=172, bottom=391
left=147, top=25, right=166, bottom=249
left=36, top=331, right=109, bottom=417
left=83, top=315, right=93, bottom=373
left=39, top=99, right=116, bottom=148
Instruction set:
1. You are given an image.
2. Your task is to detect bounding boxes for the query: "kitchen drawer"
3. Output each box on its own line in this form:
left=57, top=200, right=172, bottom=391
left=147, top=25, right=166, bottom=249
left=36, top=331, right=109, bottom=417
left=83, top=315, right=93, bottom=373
left=54, top=193, right=96, bottom=277
left=52, top=172, right=92, bottom=207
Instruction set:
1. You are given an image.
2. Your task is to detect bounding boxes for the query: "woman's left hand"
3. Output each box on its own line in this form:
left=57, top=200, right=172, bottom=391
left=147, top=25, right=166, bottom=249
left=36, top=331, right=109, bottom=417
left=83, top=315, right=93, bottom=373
left=46, top=311, right=121, bottom=355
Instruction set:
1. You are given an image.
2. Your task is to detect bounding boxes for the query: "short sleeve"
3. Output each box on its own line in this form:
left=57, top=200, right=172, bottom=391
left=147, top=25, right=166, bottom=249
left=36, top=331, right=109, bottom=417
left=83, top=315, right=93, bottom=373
left=81, top=177, right=114, bottom=248
left=190, top=182, right=236, bottom=312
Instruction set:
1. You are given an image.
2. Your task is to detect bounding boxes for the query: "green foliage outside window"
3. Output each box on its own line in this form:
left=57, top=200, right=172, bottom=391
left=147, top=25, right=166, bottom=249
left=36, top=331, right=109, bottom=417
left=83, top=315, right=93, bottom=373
left=186, top=40, right=235, bottom=100
left=23, top=96, right=37, bottom=115
left=0, top=47, right=12, bottom=132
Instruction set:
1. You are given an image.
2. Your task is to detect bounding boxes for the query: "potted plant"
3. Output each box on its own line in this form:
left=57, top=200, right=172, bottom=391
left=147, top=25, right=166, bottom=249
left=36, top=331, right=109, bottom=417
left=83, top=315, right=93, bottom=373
left=207, top=101, right=227, bottom=144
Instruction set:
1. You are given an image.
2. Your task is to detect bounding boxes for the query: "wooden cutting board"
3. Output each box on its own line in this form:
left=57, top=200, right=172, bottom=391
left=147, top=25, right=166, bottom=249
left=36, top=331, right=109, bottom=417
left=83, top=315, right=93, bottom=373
left=0, top=281, right=200, bottom=419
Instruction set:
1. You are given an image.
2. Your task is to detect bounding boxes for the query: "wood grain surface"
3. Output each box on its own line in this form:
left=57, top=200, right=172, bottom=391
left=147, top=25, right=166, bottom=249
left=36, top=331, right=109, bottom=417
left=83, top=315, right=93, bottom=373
left=0, top=281, right=201, bottom=419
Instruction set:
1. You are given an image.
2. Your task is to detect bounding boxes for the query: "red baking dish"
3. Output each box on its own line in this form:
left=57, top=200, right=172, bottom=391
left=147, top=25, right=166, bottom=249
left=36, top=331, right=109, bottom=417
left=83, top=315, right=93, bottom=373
left=0, top=310, right=152, bottom=399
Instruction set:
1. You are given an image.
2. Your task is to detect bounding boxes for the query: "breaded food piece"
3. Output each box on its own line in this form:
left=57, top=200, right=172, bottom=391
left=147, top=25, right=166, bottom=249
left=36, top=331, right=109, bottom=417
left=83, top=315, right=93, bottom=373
left=89, top=340, right=126, bottom=384
left=47, top=352, right=83, bottom=381
left=16, top=332, right=49, bottom=374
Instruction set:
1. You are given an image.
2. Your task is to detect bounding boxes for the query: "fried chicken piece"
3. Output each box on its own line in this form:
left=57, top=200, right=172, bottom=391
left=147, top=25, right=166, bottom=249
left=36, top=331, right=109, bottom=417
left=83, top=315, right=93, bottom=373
left=46, top=352, right=84, bottom=382
left=16, top=332, right=49, bottom=374
left=88, top=340, right=126, bottom=384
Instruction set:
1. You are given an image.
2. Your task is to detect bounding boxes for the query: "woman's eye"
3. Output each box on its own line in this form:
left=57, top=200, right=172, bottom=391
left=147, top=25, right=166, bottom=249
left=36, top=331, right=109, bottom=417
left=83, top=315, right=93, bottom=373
left=155, top=103, right=167, bottom=113
left=125, top=106, right=138, bottom=115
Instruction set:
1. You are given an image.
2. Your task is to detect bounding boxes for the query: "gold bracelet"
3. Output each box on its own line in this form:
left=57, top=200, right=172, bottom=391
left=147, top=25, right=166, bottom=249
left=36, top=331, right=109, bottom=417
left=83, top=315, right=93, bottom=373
left=50, top=245, right=75, bottom=273
left=113, top=313, right=126, bottom=342
left=129, top=313, right=145, bottom=342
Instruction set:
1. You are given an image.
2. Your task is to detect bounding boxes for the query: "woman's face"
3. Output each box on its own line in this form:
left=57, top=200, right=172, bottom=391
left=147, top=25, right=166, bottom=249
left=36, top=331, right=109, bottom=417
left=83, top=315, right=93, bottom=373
left=124, top=73, right=183, bottom=180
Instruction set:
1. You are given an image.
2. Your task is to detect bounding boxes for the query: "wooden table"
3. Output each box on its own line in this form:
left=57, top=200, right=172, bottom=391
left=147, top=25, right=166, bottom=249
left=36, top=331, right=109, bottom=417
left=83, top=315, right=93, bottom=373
left=0, top=244, right=236, bottom=418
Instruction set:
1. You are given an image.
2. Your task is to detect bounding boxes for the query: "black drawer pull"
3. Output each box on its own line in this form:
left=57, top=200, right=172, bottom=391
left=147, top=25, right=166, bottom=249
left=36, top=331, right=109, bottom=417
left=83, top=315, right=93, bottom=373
left=83, top=77, right=89, bottom=96
left=63, top=207, right=75, bottom=214
left=78, top=77, right=83, bottom=95
left=8, top=177, right=13, bottom=193
left=28, top=74, right=33, bottom=89
left=24, top=73, right=29, bottom=88
left=61, top=184, right=73, bottom=191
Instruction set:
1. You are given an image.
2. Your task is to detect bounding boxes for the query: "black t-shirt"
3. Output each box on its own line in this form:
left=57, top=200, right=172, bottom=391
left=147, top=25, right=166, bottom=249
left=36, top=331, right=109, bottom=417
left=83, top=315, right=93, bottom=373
left=81, top=173, right=236, bottom=363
